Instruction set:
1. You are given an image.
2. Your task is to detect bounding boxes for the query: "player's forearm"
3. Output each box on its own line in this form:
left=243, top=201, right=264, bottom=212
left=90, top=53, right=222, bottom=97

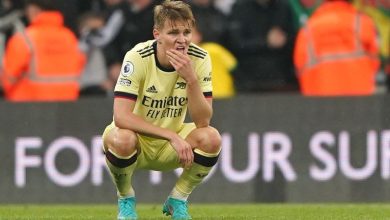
left=186, top=79, right=213, bottom=128
left=114, top=112, right=175, bottom=141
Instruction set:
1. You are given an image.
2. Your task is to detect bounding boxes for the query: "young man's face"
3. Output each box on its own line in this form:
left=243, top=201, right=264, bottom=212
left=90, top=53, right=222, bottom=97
left=154, top=19, right=193, bottom=55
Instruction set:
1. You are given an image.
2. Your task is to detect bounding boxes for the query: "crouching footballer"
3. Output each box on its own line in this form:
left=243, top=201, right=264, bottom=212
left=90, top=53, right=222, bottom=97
left=101, top=1, right=221, bottom=219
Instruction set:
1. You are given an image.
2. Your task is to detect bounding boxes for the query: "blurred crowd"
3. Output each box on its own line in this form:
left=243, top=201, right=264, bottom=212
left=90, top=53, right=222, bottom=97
left=0, top=0, right=388, bottom=101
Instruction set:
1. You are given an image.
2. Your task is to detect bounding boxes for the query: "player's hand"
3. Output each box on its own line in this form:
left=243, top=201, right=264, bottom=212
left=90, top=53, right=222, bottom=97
left=169, top=133, right=194, bottom=168
left=166, top=49, right=197, bottom=83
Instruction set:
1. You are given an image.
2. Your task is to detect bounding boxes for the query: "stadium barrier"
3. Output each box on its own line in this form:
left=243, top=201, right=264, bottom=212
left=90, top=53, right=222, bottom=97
left=1, top=94, right=390, bottom=203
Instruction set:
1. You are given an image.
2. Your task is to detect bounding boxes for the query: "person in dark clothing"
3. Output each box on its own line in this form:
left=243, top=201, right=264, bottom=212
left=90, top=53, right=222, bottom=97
left=101, top=0, right=161, bottom=90
left=187, top=0, right=228, bottom=43
left=225, top=0, right=298, bottom=93
left=105, top=0, right=162, bottom=66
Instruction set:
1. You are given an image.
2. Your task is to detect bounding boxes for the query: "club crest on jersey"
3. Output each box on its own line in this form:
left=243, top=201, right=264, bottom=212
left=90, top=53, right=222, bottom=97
left=121, top=61, right=134, bottom=77
left=175, top=82, right=186, bottom=89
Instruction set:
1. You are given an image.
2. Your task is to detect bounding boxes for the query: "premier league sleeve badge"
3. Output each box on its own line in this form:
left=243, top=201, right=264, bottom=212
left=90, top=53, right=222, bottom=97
left=121, top=61, right=134, bottom=77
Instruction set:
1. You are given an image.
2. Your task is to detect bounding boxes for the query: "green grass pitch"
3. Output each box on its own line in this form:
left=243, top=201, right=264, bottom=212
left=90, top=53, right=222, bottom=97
left=0, top=203, right=389, bottom=219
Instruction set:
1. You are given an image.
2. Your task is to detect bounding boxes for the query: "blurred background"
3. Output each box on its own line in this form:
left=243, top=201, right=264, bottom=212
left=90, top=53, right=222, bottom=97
left=0, top=0, right=389, bottom=204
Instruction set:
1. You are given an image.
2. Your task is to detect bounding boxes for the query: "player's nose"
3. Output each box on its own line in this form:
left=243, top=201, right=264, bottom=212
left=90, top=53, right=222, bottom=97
left=176, top=33, right=186, bottom=43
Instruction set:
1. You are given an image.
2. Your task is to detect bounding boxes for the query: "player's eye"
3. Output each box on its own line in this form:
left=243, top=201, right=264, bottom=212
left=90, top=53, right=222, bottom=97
left=184, top=30, right=191, bottom=35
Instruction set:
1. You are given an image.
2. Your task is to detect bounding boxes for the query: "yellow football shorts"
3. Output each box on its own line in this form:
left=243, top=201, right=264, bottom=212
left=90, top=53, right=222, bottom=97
left=102, top=122, right=196, bottom=171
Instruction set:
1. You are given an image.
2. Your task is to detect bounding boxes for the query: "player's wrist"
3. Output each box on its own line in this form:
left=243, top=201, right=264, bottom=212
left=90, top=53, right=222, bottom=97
left=185, top=76, right=198, bottom=86
left=166, top=131, right=179, bottom=142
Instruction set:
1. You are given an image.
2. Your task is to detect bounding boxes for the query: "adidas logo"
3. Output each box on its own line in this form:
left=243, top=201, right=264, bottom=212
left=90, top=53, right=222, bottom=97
left=146, top=85, right=158, bottom=93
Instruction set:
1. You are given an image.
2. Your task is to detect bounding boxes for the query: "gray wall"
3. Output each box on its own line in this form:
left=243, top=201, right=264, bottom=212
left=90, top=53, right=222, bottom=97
left=1, top=94, right=390, bottom=203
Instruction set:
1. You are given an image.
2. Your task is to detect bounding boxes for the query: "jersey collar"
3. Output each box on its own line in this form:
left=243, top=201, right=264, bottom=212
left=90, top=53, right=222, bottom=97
left=153, top=41, right=176, bottom=73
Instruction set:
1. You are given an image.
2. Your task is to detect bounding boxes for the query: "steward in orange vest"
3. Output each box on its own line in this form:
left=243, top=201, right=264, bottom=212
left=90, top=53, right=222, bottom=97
left=294, top=0, right=380, bottom=96
left=1, top=0, right=85, bottom=102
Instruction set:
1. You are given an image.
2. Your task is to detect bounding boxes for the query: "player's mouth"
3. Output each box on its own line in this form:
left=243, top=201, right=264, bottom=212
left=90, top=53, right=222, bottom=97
left=175, top=46, right=186, bottom=54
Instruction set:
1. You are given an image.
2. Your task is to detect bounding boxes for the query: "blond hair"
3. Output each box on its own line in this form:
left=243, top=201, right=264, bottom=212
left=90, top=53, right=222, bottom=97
left=154, top=0, right=195, bottom=30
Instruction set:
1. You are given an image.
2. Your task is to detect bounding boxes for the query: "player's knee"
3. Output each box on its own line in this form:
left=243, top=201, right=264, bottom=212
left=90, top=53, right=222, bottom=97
left=199, top=127, right=221, bottom=154
left=208, top=127, right=222, bottom=153
left=112, top=129, right=138, bottom=157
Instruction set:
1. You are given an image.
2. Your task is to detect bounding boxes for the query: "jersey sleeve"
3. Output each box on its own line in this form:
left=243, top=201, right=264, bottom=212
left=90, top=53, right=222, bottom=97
left=114, top=50, right=144, bottom=100
left=197, top=53, right=213, bottom=98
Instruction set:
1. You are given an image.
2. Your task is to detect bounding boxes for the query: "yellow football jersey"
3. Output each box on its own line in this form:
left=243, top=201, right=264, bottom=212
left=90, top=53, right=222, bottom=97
left=114, top=40, right=212, bottom=133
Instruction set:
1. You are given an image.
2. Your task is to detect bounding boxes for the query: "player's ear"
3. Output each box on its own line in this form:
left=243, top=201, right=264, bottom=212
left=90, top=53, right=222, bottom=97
left=153, top=29, right=160, bottom=42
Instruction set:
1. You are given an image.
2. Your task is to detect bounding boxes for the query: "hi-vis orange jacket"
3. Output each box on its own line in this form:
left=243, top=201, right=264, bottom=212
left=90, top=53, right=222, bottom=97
left=2, top=11, right=85, bottom=102
left=294, top=1, right=380, bottom=96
